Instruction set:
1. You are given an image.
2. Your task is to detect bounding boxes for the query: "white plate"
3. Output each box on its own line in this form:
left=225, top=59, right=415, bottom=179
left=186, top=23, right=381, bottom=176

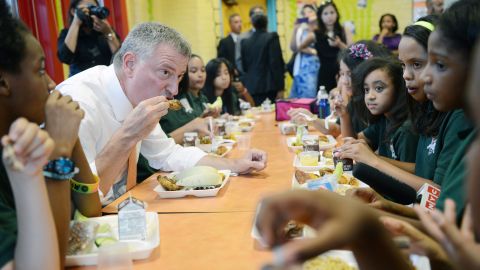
left=153, top=170, right=231, bottom=198
left=291, top=171, right=368, bottom=194
left=65, top=212, right=159, bottom=266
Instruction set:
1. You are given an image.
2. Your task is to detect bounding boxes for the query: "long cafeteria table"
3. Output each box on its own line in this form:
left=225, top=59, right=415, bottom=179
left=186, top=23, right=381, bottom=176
left=72, top=112, right=299, bottom=269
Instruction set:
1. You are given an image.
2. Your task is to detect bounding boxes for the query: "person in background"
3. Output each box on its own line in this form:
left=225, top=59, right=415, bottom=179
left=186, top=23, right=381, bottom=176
left=0, top=1, right=101, bottom=268
left=373, top=13, right=401, bottom=53
left=427, top=0, right=444, bottom=14
left=203, top=58, right=254, bottom=115
left=297, top=1, right=352, bottom=93
left=57, top=0, right=120, bottom=77
left=289, top=4, right=320, bottom=99
left=159, top=54, right=213, bottom=144
left=235, top=5, right=265, bottom=75
left=288, top=41, right=390, bottom=137
left=241, top=13, right=285, bottom=105
left=56, top=22, right=268, bottom=205
left=217, top=13, right=242, bottom=73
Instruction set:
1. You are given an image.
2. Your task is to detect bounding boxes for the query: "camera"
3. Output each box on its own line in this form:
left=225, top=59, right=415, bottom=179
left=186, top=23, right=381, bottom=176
left=76, top=4, right=110, bottom=29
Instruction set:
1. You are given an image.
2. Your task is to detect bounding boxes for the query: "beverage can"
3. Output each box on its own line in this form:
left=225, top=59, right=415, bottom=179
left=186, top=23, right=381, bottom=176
left=333, top=150, right=353, bottom=171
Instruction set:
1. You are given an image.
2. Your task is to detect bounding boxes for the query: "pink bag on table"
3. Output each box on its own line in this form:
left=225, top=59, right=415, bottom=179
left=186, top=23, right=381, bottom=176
left=275, top=98, right=317, bottom=121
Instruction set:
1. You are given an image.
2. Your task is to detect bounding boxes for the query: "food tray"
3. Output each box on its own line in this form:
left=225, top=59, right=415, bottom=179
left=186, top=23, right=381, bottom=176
left=286, top=135, right=337, bottom=153
left=65, top=212, right=159, bottom=266
left=153, top=170, right=231, bottom=198
left=291, top=171, right=368, bottom=195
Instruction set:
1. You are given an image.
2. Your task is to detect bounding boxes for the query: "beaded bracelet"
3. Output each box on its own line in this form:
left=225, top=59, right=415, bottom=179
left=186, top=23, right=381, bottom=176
left=71, top=175, right=100, bottom=194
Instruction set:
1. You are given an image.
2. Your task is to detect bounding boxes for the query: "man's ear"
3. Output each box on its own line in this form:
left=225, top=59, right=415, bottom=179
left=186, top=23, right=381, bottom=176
left=122, top=52, right=137, bottom=78
left=0, top=72, right=11, bottom=97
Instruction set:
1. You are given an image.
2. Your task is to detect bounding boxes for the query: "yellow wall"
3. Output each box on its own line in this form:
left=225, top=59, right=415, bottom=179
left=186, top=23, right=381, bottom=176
left=126, top=0, right=222, bottom=61
left=221, top=0, right=267, bottom=37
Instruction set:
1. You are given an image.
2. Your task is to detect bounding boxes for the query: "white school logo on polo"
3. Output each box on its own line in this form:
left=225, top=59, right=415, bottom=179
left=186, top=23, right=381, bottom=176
left=427, top=138, right=437, bottom=155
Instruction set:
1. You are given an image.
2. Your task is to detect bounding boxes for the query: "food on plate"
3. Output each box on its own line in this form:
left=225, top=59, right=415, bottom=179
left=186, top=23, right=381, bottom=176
left=323, top=149, right=333, bottom=158
left=239, top=122, right=252, bottom=128
left=304, top=256, right=357, bottom=270
left=291, top=140, right=303, bottom=147
left=158, top=175, right=183, bottom=191
left=338, top=175, right=359, bottom=186
left=67, top=220, right=99, bottom=255
left=284, top=220, right=304, bottom=239
left=223, top=134, right=236, bottom=140
left=156, top=166, right=225, bottom=191
left=168, top=99, right=183, bottom=111
left=318, top=134, right=329, bottom=143
left=295, top=169, right=318, bottom=184
left=318, top=168, right=359, bottom=186
left=215, top=145, right=228, bottom=156
left=319, top=168, right=334, bottom=176
left=199, top=136, right=212, bottom=144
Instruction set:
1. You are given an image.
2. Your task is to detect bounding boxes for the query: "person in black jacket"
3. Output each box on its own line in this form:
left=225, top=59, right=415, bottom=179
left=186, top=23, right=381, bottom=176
left=217, top=13, right=242, bottom=72
left=57, top=0, right=120, bottom=77
left=240, top=14, right=285, bottom=105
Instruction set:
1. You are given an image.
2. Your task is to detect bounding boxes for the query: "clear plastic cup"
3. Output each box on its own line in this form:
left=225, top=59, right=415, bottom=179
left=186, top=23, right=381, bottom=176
left=97, top=242, right=132, bottom=270
left=298, top=151, right=320, bottom=166
left=236, top=134, right=251, bottom=150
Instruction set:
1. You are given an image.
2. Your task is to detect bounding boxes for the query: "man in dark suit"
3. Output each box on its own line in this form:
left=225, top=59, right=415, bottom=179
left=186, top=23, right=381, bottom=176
left=241, top=13, right=285, bottom=105
left=217, top=13, right=242, bottom=71
left=235, top=5, right=265, bottom=74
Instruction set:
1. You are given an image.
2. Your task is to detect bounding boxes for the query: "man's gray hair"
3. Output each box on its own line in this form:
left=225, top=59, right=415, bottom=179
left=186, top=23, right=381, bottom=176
left=113, top=22, right=191, bottom=68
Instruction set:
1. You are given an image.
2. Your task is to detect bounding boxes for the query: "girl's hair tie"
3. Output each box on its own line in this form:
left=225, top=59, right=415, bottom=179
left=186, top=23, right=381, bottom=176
left=349, top=43, right=373, bottom=60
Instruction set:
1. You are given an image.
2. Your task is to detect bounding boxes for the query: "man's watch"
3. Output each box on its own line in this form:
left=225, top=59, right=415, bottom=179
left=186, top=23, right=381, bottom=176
left=43, top=157, right=79, bottom=180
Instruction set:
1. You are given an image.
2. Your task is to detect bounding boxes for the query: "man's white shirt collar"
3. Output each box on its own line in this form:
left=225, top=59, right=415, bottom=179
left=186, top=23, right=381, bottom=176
left=104, top=65, right=133, bottom=122
left=231, top=33, right=239, bottom=43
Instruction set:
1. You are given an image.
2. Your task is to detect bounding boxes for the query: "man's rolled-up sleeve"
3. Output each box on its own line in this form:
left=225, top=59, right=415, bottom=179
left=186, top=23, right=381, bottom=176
left=140, top=125, right=207, bottom=172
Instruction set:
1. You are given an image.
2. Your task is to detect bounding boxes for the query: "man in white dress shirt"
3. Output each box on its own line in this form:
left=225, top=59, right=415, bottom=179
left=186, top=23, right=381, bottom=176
left=57, top=22, right=267, bottom=205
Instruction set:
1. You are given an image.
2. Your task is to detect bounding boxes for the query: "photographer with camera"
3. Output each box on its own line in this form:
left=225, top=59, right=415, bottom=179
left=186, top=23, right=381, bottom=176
left=57, top=0, right=120, bottom=77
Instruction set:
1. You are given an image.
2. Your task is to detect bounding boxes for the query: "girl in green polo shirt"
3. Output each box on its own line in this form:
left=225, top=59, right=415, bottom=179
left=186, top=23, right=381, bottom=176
left=338, top=57, right=419, bottom=163
left=203, top=58, right=254, bottom=116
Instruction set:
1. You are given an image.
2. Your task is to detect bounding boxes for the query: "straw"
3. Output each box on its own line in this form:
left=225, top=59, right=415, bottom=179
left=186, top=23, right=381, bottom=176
left=209, top=117, right=214, bottom=139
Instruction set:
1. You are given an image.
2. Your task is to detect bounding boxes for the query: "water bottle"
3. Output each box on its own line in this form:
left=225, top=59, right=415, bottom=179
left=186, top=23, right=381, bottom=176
left=317, top=86, right=330, bottom=119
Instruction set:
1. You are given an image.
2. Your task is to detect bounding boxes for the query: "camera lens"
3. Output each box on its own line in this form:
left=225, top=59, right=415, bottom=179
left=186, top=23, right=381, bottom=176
left=89, top=6, right=110, bottom=20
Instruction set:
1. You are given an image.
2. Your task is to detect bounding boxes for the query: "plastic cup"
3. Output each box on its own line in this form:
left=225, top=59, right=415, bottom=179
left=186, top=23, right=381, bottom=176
left=298, top=151, right=320, bottom=166
left=236, top=134, right=251, bottom=150
left=97, top=242, right=132, bottom=270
